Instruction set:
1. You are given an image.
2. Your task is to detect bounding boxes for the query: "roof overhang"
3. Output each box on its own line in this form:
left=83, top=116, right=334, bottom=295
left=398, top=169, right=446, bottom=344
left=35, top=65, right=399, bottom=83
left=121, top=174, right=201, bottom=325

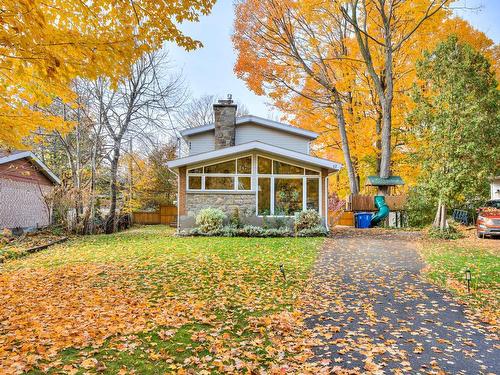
left=180, top=115, right=318, bottom=140
left=0, top=151, right=61, bottom=184
left=167, top=141, right=342, bottom=173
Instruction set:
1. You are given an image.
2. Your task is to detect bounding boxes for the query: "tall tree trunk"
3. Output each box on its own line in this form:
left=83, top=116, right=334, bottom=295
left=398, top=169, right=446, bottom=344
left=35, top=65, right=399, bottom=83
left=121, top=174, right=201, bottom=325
left=332, top=94, right=359, bottom=194
left=379, top=17, right=394, bottom=179
left=433, top=199, right=449, bottom=230
left=106, top=146, right=120, bottom=234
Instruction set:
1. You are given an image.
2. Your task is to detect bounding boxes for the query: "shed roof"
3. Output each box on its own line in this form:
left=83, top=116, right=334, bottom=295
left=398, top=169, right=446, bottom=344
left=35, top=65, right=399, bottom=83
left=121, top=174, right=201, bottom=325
left=365, top=175, right=404, bottom=186
left=0, top=151, right=61, bottom=184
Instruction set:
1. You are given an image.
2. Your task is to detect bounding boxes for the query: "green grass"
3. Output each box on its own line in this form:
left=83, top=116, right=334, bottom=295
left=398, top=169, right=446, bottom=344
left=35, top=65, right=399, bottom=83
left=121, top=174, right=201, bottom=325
left=0, top=226, right=323, bottom=373
left=419, top=241, right=499, bottom=320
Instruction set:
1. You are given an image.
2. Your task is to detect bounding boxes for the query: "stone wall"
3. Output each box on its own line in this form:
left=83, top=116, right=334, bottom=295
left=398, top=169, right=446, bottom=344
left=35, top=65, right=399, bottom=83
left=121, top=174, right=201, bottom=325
left=180, top=192, right=256, bottom=229
left=0, top=178, right=52, bottom=229
left=186, top=192, right=255, bottom=217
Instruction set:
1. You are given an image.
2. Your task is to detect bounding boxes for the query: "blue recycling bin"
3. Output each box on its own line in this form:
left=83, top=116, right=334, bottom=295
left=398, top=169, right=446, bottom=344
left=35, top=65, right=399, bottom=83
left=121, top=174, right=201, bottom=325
left=355, top=212, right=372, bottom=228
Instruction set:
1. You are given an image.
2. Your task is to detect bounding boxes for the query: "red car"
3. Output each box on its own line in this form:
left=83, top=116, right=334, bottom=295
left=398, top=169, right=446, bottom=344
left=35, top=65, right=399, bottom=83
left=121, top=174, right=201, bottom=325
left=477, top=199, right=500, bottom=238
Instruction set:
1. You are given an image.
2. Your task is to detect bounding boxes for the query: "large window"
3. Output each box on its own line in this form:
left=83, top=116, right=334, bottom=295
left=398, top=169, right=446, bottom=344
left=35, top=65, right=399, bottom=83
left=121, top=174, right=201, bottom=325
left=187, top=156, right=252, bottom=191
left=186, top=155, right=321, bottom=216
left=274, top=178, right=303, bottom=215
left=258, top=178, right=271, bottom=215
left=256, top=156, right=321, bottom=216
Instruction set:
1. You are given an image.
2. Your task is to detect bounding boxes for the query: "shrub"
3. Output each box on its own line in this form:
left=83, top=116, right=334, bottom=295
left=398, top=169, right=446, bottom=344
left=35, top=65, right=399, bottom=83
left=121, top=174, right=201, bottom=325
left=263, top=227, right=291, bottom=237
left=297, top=225, right=329, bottom=237
left=427, top=223, right=464, bottom=240
left=238, top=225, right=265, bottom=237
left=229, top=207, right=242, bottom=228
left=272, top=216, right=288, bottom=229
left=195, top=208, right=226, bottom=234
left=222, top=226, right=239, bottom=237
left=294, top=209, right=322, bottom=231
left=262, top=215, right=269, bottom=229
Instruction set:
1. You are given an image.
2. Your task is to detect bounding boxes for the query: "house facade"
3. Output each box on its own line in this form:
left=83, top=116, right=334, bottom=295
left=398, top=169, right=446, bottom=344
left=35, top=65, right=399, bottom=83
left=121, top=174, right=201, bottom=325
left=491, top=176, right=500, bottom=200
left=0, top=151, right=60, bottom=230
left=167, top=98, right=342, bottom=229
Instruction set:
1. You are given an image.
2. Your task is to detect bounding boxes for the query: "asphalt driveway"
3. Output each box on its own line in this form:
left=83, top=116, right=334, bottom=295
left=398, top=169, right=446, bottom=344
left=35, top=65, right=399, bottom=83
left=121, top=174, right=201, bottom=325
left=302, top=230, right=499, bottom=374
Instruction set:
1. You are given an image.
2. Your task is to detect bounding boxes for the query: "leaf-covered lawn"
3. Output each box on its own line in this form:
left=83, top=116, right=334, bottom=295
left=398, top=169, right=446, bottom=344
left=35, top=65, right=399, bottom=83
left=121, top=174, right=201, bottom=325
left=0, top=226, right=323, bottom=374
left=419, top=239, right=500, bottom=325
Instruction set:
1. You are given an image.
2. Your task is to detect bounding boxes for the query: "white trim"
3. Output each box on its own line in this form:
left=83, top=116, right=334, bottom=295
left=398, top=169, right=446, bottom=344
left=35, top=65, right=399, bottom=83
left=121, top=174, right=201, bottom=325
left=167, top=141, right=342, bottom=171
left=0, top=151, right=60, bottom=184
left=180, top=115, right=318, bottom=140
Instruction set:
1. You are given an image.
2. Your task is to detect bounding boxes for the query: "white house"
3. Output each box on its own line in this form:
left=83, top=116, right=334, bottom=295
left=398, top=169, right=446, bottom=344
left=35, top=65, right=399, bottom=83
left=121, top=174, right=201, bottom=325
left=491, top=176, right=500, bottom=199
left=167, top=98, right=342, bottom=229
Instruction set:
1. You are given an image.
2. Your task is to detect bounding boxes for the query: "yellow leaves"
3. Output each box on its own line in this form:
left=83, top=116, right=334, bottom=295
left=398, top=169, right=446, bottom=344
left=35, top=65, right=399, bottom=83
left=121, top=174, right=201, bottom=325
left=1, top=0, right=216, bottom=148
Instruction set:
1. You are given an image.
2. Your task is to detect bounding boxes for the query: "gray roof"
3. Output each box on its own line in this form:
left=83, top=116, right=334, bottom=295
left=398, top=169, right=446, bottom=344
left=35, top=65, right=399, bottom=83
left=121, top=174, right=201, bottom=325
left=180, top=115, right=318, bottom=140
left=167, top=141, right=342, bottom=172
left=0, top=151, right=61, bottom=184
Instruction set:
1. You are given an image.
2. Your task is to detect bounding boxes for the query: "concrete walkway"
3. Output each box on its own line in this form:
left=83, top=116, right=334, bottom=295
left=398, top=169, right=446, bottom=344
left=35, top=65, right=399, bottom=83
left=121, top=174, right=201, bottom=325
left=303, top=230, right=499, bottom=374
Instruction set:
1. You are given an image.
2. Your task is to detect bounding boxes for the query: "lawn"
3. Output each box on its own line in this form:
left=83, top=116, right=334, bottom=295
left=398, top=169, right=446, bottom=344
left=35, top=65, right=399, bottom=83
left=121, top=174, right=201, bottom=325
left=419, top=238, right=499, bottom=326
left=0, top=226, right=323, bottom=374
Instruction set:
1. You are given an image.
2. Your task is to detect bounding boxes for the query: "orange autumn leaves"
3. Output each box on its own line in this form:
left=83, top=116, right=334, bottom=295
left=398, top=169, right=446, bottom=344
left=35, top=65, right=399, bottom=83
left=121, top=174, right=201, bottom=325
left=232, top=0, right=499, bottom=195
left=0, top=264, right=196, bottom=373
left=1, top=0, right=216, bottom=148
left=0, top=229, right=323, bottom=373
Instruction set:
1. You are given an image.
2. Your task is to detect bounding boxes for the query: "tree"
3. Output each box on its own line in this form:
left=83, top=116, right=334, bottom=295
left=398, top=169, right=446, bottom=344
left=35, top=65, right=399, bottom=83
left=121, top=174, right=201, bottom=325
left=340, top=0, right=450, bottom=189
left=95, top=53, right=186, bottom=233
left=177, top=94, right=249, bottom=129
left=123, top=143, right=179, bottom=211
left=408, top=36, right=500, bottom=230
left=233, top=0, right=362, bottom=194
left=0, top=0, right=216, bottom=148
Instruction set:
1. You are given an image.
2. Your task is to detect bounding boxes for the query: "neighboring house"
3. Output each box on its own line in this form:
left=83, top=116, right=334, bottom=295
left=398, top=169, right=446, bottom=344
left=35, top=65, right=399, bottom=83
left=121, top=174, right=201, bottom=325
left=0, top=150, right=60, bottom=230
left=167, top=98, right=342, bottom=229
left=491, top=176, right=500, bottom=199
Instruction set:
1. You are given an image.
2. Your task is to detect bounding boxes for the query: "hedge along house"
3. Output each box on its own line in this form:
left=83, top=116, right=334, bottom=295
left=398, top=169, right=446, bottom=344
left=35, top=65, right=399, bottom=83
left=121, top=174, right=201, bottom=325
left=0, top=150, right=60, bottom=230
left=167, top=97, right=342, bottom=230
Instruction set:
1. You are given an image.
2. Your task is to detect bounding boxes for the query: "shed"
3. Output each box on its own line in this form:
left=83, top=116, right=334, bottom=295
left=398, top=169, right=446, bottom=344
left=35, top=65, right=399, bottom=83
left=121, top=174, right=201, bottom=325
left=0, top=150, right=60, bottom=230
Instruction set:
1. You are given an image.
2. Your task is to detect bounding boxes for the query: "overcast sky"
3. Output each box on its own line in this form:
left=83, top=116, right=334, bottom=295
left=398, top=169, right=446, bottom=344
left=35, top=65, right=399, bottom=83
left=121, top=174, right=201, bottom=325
left=164, top=0, right=500, bottom=119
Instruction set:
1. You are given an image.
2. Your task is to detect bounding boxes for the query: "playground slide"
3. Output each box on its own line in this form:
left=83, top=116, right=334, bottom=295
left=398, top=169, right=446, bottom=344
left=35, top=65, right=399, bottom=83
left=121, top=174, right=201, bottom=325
left=370, top=195, right=390, bottom=227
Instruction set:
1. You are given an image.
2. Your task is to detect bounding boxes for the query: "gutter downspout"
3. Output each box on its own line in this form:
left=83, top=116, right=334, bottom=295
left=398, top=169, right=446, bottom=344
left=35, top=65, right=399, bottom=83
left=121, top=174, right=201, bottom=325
left=168, top=166, right=180, bottom=233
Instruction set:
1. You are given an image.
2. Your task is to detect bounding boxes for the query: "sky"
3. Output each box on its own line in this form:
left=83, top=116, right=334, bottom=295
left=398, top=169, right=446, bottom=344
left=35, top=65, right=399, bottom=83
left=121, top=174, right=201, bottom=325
left=164, top=0, right=500, bottom=119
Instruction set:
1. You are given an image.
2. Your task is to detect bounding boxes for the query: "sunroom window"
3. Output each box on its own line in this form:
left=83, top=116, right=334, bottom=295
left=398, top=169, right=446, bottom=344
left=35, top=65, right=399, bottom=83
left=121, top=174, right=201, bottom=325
left=274, top=178, right=303, bottom=215
left=256, top=156, right=321, bottom=216
left=187, top=156, right=252, bottom=192
left=205, top=176, right=234, bottom=190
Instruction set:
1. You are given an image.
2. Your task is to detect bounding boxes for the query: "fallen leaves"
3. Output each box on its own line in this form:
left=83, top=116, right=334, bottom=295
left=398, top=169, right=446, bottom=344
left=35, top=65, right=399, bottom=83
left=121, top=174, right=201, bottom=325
left=0, top=227, right=323, bottom=373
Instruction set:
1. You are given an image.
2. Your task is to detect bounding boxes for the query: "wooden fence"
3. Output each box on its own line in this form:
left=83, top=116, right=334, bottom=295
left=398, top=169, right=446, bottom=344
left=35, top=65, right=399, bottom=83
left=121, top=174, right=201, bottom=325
left=132, top=205, right=177, bottom=225
left=346, top=194, right=407, bottom=212
left=328, top=211, right=354, bottom=226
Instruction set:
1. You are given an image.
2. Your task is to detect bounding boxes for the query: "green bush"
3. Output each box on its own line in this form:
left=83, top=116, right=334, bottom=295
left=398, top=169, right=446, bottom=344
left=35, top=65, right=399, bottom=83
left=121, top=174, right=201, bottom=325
left=263, top=227, right=291, bottom=237
left=297, top=225, right=329, bottom=237
left=239, top=225, right=265, bottom=237
left=406, top=186, right=437, bottom=228
left=222, top=226, right=239, bottom=237
left=427, top=224, right=464, bottom=240
left=195, top=208, right=226, bottom=234
left=229, top=208, right=242, bottom=228
left=295, top=209, right=322, bottom=231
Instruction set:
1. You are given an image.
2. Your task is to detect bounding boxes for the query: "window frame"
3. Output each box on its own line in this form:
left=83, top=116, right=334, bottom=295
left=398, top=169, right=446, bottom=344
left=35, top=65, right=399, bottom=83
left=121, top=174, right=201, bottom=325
left=186, top=154, right=254, bottom=192
left=255, top=156, right=321, bottom=217
left=185, top=153, right=323, bottom=217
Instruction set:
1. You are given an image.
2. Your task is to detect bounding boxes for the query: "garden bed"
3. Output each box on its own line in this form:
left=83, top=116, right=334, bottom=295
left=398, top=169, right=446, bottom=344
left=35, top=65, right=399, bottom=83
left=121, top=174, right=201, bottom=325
left=0, top=228, right=68, bottom=263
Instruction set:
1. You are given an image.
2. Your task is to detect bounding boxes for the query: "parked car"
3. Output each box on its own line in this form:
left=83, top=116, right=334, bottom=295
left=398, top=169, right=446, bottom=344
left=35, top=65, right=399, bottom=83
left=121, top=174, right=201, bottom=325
left=476, top=199, right=500, bottom=238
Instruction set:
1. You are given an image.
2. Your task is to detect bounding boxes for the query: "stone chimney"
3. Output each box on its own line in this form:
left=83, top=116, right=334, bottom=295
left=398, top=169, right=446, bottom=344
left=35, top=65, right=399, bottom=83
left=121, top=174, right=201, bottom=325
left=213, top=94, right=237, bottom=149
